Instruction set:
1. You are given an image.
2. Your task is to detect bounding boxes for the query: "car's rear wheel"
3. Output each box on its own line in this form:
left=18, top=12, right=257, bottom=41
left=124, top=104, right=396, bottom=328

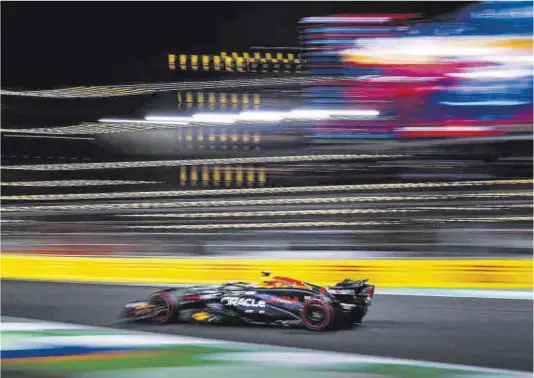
left=300, top=299, right=334, bottom=331
left=353, top=307, right=366, bottom=324
left=148, top=292, right=176, bottom=324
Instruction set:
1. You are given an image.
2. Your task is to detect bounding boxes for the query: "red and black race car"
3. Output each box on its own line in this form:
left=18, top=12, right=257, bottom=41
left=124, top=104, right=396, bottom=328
left=119, top=272, right=375, bottom=331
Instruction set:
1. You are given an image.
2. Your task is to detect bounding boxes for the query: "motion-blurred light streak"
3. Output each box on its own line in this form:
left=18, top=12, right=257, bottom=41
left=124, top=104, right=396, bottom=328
left=0, top=76, right=359, bottom=98
left=1, top=153, right=406, bottom=171
left=2, top=191, right=530, bottom=213
left=1, top=134, right=96, bottom=140
left=145, top=108, right=380, bottom=124
left=1, top=180, right=531, bottom=201
left=115, top=204, right=533, bottom=219
left=1, top=121, right=195, bottom=135
left=124, top=217, right=533, bottom=230
left=127, top=220, right=403, bottom=230
left=1, top=180, right=163, bottom=187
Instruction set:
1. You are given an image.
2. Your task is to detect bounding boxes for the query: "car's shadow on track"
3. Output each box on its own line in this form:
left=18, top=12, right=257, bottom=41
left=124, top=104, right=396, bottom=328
left=108, top=320, right=367, bottom=334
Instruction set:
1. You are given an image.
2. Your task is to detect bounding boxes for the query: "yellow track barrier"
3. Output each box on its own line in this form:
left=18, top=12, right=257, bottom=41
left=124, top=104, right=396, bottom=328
left=1, top=255, right=531, bottom=289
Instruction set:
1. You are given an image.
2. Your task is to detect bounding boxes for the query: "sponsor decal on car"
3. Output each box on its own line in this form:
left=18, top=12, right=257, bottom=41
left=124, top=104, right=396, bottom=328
left=192, top=311, right=211, bottom=321
left=200, top=294, right=220, bottom=300
left=327, top=289, right=356, bottom=295
left=221, top=297, right=266, bottom=308
left=266, top=296, right=300, bottom=304
left=133, top=304, right=154, bottom=310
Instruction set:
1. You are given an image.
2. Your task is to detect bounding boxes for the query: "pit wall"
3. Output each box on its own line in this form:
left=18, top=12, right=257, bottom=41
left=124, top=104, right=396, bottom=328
left=1, top=254, right=532, bottom=289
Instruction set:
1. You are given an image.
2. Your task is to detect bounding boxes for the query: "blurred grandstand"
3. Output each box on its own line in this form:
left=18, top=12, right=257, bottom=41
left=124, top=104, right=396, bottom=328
left=1, top=1, right=532, bottom=258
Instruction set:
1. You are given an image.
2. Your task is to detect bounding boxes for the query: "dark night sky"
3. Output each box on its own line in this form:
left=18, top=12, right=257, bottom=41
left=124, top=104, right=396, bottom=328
left=2, top=1, right=471, bottom=89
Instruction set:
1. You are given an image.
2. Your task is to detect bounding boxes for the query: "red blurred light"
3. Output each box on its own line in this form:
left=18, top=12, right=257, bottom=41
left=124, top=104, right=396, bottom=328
left=397, top=130, right=504, bottom=138
left=184, top=295, right=200, bottom=301
left=360, top=286, right=375, bottom=297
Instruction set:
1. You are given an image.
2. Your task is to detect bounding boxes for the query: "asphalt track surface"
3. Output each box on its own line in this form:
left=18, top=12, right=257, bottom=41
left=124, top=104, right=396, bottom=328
left=2, top=280, right=532, bottom=372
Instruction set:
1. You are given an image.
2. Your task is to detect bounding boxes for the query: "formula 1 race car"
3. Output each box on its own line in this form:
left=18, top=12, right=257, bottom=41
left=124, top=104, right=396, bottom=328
left=119, top=272, right=375, bottom=331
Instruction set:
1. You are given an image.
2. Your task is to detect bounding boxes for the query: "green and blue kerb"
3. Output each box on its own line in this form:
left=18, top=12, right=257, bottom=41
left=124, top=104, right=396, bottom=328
left=1, top=316, right=530, bottom=378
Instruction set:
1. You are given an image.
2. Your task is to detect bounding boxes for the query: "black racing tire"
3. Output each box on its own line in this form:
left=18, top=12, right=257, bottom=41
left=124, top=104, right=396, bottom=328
left=148, top=292, right=177, bottom=324
left=353, top=307, right=367, bottom=324
left=300, top=298, right=334, bottom=331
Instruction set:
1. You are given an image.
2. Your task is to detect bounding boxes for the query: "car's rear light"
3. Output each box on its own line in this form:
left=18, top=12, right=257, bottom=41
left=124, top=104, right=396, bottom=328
left=184, top=295, right=200, bottom=301
left=359, top=286, right=375, bottom=297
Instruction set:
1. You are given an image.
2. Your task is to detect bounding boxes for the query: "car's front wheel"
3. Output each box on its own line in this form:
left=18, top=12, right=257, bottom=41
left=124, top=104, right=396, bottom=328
left=148, top=292, right=177, bottom=324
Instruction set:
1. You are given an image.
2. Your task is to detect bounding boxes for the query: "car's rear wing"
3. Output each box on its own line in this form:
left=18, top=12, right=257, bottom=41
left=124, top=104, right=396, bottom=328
left=326, top=279, right=375, bottom=297
left=332, top=278, right=369, bottom=287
